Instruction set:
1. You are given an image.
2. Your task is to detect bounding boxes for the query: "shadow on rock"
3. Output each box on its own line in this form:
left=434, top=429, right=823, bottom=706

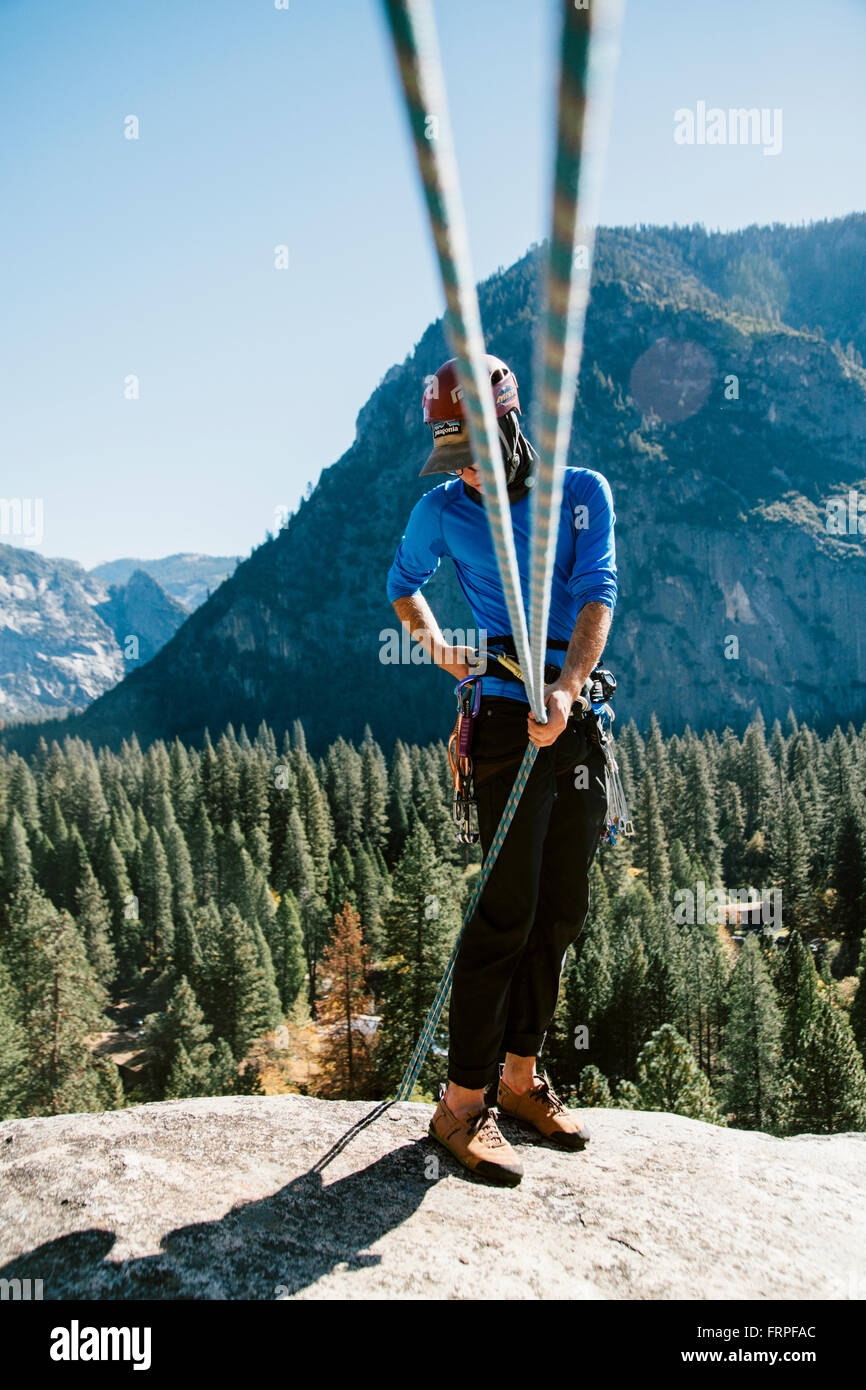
left=0, top=1136, right=438, bottom=1300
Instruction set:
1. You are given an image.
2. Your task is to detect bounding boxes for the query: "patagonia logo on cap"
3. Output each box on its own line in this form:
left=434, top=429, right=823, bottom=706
left=431, top=419, right=464, bottom=440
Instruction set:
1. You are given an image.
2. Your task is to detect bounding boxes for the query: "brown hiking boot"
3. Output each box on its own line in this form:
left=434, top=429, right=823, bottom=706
left=497, top=1072, right=590, bottom=1152
left=429, top=1093, right=524, bottom=1187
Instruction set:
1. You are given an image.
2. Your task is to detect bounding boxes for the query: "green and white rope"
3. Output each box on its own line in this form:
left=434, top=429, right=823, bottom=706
left=382, top=0, right=545, bottom=722
left=527, top=0, right=625, bottom=702
left=382, top=0, right=624, bottom=1106
left=395, top=741, right=538, bottom=1100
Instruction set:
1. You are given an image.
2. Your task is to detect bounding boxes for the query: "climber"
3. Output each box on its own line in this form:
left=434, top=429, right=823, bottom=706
left=386, top=354, right=617, bottom=1186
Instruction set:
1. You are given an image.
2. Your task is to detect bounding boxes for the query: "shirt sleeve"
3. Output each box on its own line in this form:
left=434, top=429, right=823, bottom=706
left=386, top=490, right=447, bottom=601
left=567, top=470, right=618, bottom=611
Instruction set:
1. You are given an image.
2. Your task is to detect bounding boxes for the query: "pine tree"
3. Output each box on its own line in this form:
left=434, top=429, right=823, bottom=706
left=163, top=818, right=195, bottom=922
left=101, top=837, right=141, bottom=983
left=681, top=741, right=723, bottom=884
left=644, top=715, right=669, bottom=805
left=773, top=929, right=820, bottom=1063
left=1, top=811, right=34, bottom=902
left=139, top=825, right=175, bottom=964
left=740, top=715, right=776, bottom=837
left=782, top=996, right=866, bottom=1134
left=576, top=1064, right=613, bottom=1108
left=169, top=738, right=198, bottom=834
left=850, top=932, right=866, bottom=1060
left=387, top=741, right=413, bottom=861
left=318, top=903, right=374, bottom=1098
left=267, top=891, right=306, bottom=1010
left=377, top=821, right=459, bottom=1094
left=188, top=803, right=218, bottom=903
left=667, top=838, right=693, bottom=891
left=0, top=958, right=26, bottom=1119
left=75, top=865, right=117, bottom=989
left=718, top=780, right=747, bottom=884
left=210, top=1037, right=239, bottom=1095
left=173, top=909, right=203, bottom=986
left=1, top=889, right=122, bottom=1116
left=632, top=770, right=671, bottom=901
left=292, top=752, right=334, bottom=897
left=634, top=1024, right=723, bottom=1123
left=360, top=735, right=390, bottom=850
left=828, top=788, right=866, bottom=973
left=353, top=843, right=384, bottom=955
left=768, top=783, right=811, bottom=931
left=143, top=975, right=215, bottom=1099
left=165, top=1045, right=199, bottom=1099
left=674, top=920, right=728, bottom=1080
left=719, top=934, right=782, bottom=1130
left=6, top=756, right=41, bottom=832
left=199, top=905, right=281, bottom=1060
left=604, top=917, right=650, bottom=1081
left=323, top=739, right=364, bottom=853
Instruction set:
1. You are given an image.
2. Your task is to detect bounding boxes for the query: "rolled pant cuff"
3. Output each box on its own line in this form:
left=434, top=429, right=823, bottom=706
left=447, top=1059, right=500, bottom=1090
left=501, top=1031, right=546, bottom=1058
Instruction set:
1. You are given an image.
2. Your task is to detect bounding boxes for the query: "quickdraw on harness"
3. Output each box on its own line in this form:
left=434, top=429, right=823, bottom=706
left=448, top=675, right=481, bottom=843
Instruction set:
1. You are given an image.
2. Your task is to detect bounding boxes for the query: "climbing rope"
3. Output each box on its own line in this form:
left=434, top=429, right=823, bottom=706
left=382, top=0, right=545, bottom=721
left=528, top=0, right=625, bottom=701
left=382, top=0, right=625, bottom=1101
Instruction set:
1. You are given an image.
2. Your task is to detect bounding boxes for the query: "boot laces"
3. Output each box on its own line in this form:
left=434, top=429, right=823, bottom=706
left=469, top=1107, right=505, bottom=1148
left=531, top=1077, right=565, bottom=1115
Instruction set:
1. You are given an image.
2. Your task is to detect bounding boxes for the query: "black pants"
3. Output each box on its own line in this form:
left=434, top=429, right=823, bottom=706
left=447, top=696, right=608, bottom=1089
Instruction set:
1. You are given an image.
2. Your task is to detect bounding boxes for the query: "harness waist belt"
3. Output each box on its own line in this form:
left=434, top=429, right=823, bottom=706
left=484, top=634, right=569, bottom=654
left=489, top=661, right=565, bottom=687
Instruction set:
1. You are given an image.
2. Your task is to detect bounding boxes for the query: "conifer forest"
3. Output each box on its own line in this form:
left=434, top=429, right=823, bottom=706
left=1, top=710, right=864, bottom=1134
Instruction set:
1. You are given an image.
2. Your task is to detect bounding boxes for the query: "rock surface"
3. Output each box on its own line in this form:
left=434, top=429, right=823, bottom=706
left=1, top=1095, right=864, bottom=1300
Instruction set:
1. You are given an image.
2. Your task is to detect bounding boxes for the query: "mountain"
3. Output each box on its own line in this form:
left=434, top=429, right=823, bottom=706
left=1, top=1095, right=864, bottom=1300
left=6, top=215, right=866, bottom=755
left=94, top=569, right=189, bottom=665
left=0, top=549, right=188, bottom=724
left=90, top=553, right=240, bottom=611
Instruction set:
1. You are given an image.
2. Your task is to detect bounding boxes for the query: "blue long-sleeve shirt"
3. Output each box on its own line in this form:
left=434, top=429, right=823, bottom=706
left=386, top=467, right=617, bottom=702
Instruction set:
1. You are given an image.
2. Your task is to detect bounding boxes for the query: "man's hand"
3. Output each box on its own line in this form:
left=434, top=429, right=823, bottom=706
left=441, top=645, right=483, bottom=683
left=527, top=682, right=574, bottom=747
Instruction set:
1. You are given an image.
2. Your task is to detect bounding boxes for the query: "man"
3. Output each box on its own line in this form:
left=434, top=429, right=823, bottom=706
left=386, top=354, right=617, bottom=1186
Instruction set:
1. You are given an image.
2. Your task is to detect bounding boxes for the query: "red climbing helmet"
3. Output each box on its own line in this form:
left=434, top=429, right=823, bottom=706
left=419, top=355, right=520, bottom=476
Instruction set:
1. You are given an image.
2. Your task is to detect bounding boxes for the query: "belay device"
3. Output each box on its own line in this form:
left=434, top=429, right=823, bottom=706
left=447, top=658, right=634, bottom=849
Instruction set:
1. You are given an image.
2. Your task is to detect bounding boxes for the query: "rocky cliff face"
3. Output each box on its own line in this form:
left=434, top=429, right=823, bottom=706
left=6, top=217, right=866, bottom=754
left=95, top=570, right=188, bottom=667
left=1, top=1095, right=863, bottom=1300
left=0, top=549, right=189, bottom=723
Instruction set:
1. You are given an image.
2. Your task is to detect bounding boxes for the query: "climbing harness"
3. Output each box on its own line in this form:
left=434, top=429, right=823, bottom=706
left=382, top=0, right=626, bottom=1102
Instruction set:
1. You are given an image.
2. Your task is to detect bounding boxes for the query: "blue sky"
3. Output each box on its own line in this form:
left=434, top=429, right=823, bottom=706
left=1, top=0, right=864, bottom=569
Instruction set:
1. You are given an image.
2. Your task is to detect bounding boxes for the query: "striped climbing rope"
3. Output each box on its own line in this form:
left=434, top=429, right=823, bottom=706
left=382, top=0, right=625, bottom=1103
left=395, top=741, right=538, bottom=1100
left=382, top=0, right=545, bottom=722
left=528, top=0, right=625, bottom=703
